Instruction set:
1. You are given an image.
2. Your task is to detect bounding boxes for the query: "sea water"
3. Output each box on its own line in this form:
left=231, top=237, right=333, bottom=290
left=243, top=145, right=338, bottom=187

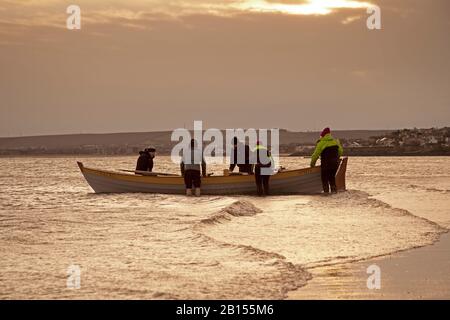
left=0, top=156, right=448, bottom=299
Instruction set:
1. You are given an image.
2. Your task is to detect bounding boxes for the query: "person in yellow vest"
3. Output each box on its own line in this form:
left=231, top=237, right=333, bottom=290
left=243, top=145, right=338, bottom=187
left=310, top=127, right=344, bottom=194
left=254, top=141, right=273, bottom=196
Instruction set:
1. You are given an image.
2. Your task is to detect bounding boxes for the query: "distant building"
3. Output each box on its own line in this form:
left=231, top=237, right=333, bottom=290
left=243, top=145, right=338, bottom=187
left=428, top=136, right=439, bottom=145
left=376, top=137, right=395, bottom=147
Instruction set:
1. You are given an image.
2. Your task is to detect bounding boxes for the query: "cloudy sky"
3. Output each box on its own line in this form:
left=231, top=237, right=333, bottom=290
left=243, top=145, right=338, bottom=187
left=0, top=0, right=449, bottom=136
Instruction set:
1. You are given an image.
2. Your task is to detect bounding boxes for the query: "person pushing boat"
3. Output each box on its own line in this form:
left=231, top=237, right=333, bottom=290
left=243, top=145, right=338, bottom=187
left=254, top=141, right=273, bottom=196
left=180, top=139, right=207, bottom=197
left=310, top=128, right=343, bottom=194
left=229, top=137, right=254, bottom=175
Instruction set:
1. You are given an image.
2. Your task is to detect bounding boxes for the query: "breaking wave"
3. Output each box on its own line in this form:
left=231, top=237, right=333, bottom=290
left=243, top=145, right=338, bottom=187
left=199, top=200, right=263, bottom=225
left=407, top=184, right=450, bottom=194
left=194, top=191, right=446, bottom=297
left=194, top=200, right=311, bottom=298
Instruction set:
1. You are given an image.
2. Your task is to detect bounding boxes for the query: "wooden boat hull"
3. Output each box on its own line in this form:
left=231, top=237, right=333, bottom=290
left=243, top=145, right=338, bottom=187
left=77, top=158, right=348, bottom=195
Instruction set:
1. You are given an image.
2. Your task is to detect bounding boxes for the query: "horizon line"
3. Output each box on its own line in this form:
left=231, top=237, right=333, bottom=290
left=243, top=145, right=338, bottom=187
left=1, top=126, right=447, bottom=139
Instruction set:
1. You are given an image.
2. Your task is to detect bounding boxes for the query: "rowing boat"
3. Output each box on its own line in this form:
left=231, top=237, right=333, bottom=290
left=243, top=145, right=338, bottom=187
left=77, top=157, right=348, bottom=195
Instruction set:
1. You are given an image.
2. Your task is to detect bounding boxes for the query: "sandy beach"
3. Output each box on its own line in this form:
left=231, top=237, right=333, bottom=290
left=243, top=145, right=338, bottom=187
left=289, top=232, right=450, bottom=299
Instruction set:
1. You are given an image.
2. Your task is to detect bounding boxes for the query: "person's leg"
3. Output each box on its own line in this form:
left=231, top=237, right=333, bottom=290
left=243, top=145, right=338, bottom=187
left=184, top=170, right=193, bottom=196
left=255, top=167, right=263, bottom=196
left=321, top=167, right=330, bottom=193
left=256, top=178, right=263, bottom=196
left=329, top=164, right=339, bottom=193
left=193, top=171, right=201, bottom=196
left=263, top=175, right=270, bottom=196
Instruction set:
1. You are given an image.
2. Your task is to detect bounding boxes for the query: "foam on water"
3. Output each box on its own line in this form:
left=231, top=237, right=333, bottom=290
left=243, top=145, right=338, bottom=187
left=197, top=192, right=445, bottom=269
left=0, top=156, right=449, bottom=299
left=199, top=200, right=263, bottom=225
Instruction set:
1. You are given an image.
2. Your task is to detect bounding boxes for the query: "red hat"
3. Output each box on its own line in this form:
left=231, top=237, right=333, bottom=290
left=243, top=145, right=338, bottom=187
left=320, top=127, right=331, bottom=137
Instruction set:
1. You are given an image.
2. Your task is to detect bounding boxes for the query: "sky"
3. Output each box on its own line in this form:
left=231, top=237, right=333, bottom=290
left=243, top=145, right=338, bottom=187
left=0, top=0, right=449, bottom=136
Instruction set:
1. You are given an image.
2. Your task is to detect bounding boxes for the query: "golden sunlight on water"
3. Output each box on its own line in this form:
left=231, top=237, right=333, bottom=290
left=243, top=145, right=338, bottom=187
left=0, top=156, right=448, bottom=299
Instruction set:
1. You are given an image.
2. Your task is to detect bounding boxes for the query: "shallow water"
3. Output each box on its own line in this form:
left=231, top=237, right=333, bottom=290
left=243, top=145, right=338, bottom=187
left=0, top=156, right=448, bottom=299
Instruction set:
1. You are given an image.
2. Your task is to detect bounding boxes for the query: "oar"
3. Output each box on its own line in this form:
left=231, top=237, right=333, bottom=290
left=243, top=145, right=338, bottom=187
left=118, top=169, right=179, bottom=177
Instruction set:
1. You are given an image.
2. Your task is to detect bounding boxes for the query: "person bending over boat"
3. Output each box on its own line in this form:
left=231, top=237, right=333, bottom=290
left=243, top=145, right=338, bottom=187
left=229, top=137, right=254, bottom=174
left=180, top=139, right=207, bottom=197
left=310, top=128, right=343, bottom=194
left=135, top=147, right=156, bottom=172
left=254, top=141, right=273, bottom=196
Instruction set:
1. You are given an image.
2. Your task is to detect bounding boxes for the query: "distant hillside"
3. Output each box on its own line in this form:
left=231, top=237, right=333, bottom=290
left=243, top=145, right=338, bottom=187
left=0, top=131, right=172, bottom=149
left=0, top=129, right=393, bottom=155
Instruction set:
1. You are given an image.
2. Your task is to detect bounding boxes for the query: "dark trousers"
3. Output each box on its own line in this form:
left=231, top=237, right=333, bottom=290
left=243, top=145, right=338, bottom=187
left=321, top=164, right=338, bottom=193
left=238, top=164, right=254, bottom=174
left=184, top=170, right=201, bottom=189
left=255, top=167, right=270, bottom=196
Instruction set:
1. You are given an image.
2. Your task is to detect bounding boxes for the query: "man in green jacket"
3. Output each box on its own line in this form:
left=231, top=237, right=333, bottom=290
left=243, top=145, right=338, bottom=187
left=310, top=127, right=343, bottom=194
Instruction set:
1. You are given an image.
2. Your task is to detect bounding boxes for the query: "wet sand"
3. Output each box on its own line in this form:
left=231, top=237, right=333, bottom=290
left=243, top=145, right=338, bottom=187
left=288, top=232, right=450, bottom=300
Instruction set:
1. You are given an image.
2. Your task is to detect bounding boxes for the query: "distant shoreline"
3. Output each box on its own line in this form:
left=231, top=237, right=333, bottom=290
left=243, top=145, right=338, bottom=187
left=289, top=149, right=450, bottom=157
left=1, top=127, right=448, bottom=157
left=0, top=154, right=449, bottom=158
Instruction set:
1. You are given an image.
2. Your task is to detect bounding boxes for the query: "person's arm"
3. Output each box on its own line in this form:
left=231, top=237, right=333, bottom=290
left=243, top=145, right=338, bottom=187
left=180, top=161, right=185, bottom=177
left=255, top=148, right=262, bottom=168
left=310, top=140, right=323, bottom=167
left=245, top=145, right=251, bottom=165
left=250, top=149, right=256, bottom=172
left=136, top=158, right=140, bottom=171
left=229, top=147, right=237, bottom=171
left=263, top=150, right=272, bottom=168
left=202, top=156, right=207, bottom=177
left=149, top=158, right=154, bottom=172
left=267, top=150, right=273, bottom=168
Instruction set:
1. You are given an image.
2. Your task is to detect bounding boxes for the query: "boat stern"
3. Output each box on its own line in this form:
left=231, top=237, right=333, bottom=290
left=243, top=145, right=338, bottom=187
left=336, top=157, right=348, bottom=191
